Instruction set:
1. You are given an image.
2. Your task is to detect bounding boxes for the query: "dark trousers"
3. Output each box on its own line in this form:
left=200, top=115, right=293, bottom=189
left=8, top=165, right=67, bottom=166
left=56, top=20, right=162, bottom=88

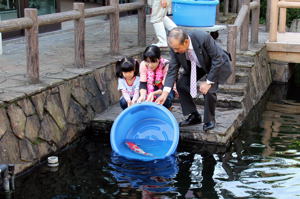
left=176, top=67, right=218, bottom=123
left=119, top=97, right=130, bottom=110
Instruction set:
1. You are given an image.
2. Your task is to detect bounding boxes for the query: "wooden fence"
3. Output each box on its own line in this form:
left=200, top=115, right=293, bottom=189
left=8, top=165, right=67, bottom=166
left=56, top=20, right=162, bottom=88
left=0, top=0, right=146, bottom=83
left=270, top=0, right=300, bottom=41
left=226, top=0, right=260, bottom=84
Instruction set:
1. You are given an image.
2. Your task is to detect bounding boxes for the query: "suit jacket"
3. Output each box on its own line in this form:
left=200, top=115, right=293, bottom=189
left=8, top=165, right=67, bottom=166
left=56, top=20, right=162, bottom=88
left=164, top=30, right=232, bottom=89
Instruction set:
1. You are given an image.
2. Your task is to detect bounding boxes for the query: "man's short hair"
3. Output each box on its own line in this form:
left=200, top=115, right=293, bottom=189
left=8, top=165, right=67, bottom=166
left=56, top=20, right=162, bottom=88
left=167, top=28, right=189, bottom=45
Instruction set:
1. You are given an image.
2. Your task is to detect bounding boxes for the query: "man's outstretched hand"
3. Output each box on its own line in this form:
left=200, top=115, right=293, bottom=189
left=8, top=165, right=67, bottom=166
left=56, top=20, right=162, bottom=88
left=155, top=91, right=169, bottom=105
left=199, top=81, right=212, bottom=95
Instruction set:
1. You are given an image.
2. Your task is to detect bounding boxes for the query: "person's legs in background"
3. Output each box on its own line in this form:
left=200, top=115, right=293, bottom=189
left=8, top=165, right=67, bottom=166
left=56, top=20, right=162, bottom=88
left=150, top=0, right=176, bottom=47
left=119, top=97, right=128, bottom=110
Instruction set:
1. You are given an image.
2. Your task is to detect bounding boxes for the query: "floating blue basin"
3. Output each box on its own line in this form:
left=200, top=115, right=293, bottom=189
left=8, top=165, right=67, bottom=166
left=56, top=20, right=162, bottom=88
left=110, top=102, right=179, bottom=161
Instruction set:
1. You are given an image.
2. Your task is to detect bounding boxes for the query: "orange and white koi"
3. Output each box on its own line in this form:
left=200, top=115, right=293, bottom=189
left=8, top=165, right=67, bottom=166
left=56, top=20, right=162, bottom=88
left=125, top=141, right=154, bottom=156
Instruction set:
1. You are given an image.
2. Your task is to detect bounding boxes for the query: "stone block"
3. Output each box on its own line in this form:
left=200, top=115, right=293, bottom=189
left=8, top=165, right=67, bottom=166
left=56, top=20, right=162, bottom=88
left=67, top=98, right=87, bottom=125
left=71, top=79, right=92, bottom=108
left=59, top=82, right=72, bottom=116
left=40, top=114, right=62, bottom=146
left=7, top=103, right=26, bottom=139
left=37, top=141, right=54, bottom=159
left=270, top=62, right=290, bottom=83
left=18, top=98, right=36, bottom=116
left=0, top=132, right=21, bottom=163
left=84, top=75, right=101, bottom=97
left=25, top=115, right=40, bottom=142
left=19, top=139, right=38, bottom=162
left=0, top=108, right=11, bottom=138
left=45, top=93, right=67, bottom=131
left=31, top=91, right=48, bottom=120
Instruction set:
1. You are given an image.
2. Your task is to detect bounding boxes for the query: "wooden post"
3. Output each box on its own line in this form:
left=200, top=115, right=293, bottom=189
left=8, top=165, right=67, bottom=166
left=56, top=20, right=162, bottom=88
left=0, top=15, right=2, bottom=55
left=216, top=4, right=220, bottom=19
left=240, top=0, right=250, bottom=51
left=74, top=3, right=85, bottom=68
left=227, top=25, right=237, bottom=84
left=251, top=0, right=260, bottom=44
left=25, top=9, right=39, bottom=83
left=110, top=0, right=119, bottom=54
left=266, top=0, right=271, bottom=31
left=269, top=0, right=279, bottom=42
left=138, top=0, right=146, bottom=46
left=278, top=0, right=286, bottom=33
left=224, top=0, right=229, bottom=15
left=233, top=0, right=238, bottom=13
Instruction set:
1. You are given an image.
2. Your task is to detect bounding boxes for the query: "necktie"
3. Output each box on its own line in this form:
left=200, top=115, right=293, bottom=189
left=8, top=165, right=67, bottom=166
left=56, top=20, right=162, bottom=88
left=187, top=50, right=197, bottom=98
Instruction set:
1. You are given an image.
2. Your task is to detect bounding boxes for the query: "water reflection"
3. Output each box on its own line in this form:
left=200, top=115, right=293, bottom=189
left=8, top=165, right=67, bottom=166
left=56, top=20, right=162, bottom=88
left=213, top=85, right=300, bottom=198
left=109, top=152, right=179, bottom=198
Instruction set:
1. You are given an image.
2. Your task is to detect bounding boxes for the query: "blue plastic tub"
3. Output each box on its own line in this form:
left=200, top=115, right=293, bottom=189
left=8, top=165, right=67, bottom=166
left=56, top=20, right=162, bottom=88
left=172, top=0, right=219, bottom=27
left=110, top=102, right=179, bottom=161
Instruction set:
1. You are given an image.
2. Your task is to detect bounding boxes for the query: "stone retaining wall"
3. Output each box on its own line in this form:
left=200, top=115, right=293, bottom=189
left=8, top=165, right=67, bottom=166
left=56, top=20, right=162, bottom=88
left=239, top=46, right=272, bottom=116
left=0, top=55, right=140, bottom=172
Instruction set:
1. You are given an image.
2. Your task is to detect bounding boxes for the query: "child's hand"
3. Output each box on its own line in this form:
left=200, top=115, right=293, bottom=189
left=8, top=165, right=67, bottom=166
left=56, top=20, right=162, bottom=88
left=127, top=100, right=133, bottom=107
left=146, top=92, right=155, bottom=102
left=137, top=95, right=146, bottom=103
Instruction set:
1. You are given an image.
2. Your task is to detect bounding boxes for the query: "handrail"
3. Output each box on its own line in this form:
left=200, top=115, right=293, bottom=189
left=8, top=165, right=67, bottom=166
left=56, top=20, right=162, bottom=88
left=85, top=6, right=115, bottom=18
left=269, top=0, right=300, bottom=42
left=226, top=0, right=260, bottom=84
left=38, top=11, right=81, bottom=26
left=278, top=1, right=300, bottom=8
left=0, top=17, right=33, bottom=32
left=234, top=4, right=249, bottom=31
left=0, top=1, right=146, bottom=83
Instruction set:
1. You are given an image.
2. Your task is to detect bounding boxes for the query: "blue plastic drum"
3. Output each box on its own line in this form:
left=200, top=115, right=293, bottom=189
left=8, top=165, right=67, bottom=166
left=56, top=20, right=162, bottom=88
left=110, top=102, right=179, bottom=161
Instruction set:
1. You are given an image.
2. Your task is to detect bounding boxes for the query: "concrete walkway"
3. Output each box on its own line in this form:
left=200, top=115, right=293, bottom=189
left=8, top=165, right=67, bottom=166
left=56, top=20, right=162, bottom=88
left=0, top=15, right=157, bottom=103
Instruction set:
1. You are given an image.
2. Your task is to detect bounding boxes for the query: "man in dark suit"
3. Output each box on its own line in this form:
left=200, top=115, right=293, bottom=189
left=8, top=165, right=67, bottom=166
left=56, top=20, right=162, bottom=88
left=156, top=28, right=232, bottom=131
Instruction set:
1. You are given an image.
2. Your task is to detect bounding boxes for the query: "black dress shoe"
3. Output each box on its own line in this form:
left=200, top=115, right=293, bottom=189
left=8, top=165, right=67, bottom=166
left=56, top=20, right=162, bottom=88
left=179, top=113, right=202, bottom=127
left=203, top=120, right=216, bottom=131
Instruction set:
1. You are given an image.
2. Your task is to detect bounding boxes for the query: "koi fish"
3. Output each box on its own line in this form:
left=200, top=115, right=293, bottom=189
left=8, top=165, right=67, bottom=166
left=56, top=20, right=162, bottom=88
left=125, top=141, right=154, bottom=156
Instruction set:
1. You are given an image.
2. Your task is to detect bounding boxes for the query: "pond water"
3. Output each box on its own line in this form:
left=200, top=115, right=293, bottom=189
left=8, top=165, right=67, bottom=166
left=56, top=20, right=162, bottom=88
left=3, top=84, right=300, bottom=199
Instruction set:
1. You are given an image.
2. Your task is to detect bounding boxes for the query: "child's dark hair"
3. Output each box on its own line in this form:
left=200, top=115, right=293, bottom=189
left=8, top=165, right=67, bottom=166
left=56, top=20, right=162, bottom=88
left=115, top=57, right=139, bottom=78
left=143, top=45, right=161, bottom=63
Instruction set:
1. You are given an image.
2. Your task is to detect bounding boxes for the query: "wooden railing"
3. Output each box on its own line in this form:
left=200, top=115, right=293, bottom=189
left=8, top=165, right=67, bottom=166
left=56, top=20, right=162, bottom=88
left=217, top=0, right=240, bottom=16
left=226, top=0, right=260, bottom=84
left=269, top=0, right=300, bottom=42
left=0, top=1, right=146, bottom=83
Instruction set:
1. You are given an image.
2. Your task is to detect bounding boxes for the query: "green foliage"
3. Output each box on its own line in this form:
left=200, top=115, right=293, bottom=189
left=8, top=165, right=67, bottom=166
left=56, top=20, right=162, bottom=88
left=289, top=140, right=300, bottom=149
left=260, top=0, right=300, bottom=27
